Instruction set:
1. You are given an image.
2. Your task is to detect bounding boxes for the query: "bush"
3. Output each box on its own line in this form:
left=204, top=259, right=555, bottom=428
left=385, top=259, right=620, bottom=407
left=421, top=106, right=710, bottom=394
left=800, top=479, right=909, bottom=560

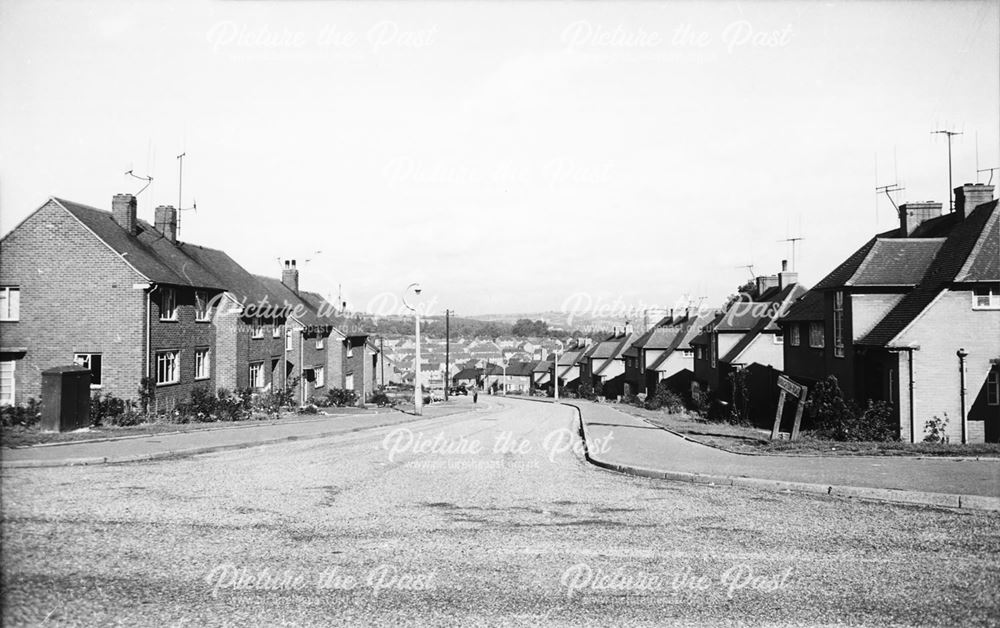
left=324, top=388, right=359, bottom=408
left=688, top=386, right=710, bottom=414
left=578, top=379, right=597, bottom=401
left=90, top=393, right=144, bottom=427
left=644, top=382, right=685, bottom=413
left=725, top=369, right=752, bottom=426
left=216, top=387, right=253, bottom=421
left=186, top=386, right=218, bottom=422
left=805, top=376, right=898, bottom=442
left=923, top=413, right=950, bottom=443
left=1, top=398, right=42, bottom=428
left=368, top=388, right=393, bottom=407
left=298, top=404, right=319, bottom=415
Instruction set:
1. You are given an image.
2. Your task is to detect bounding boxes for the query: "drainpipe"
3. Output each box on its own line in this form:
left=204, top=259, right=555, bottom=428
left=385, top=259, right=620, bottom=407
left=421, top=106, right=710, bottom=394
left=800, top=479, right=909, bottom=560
left=145, top=284, right=159, bottom=380
left=957, top=348, right=968, bottom=444
left=905, top=348, right=916, bottom=444
left=299, top=330, right=305, bottom=406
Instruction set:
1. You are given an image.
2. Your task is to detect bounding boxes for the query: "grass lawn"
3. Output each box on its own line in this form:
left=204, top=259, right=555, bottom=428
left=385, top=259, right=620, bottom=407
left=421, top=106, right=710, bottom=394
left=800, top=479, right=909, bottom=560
left=1, top=406, right=384, bottom=449
left=614, top=403, right=1000, bottom=458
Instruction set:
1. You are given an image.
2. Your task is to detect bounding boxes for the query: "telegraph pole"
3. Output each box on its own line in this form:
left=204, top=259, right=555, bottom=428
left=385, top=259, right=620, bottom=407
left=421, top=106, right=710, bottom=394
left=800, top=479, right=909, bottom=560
left=444, top=309, right=451, bottom=401
left=932, top=130, right=962, bottom=211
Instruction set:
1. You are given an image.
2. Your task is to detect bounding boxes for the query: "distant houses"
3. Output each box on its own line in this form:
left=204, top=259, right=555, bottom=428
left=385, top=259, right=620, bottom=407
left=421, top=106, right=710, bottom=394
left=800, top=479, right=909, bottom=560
left=0, top=194, right=378, bottom=409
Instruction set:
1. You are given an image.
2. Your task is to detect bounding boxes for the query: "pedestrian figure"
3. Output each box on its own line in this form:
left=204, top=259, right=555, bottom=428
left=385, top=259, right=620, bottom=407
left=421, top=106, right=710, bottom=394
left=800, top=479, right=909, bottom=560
left=473, top=390, right=478, bottom=404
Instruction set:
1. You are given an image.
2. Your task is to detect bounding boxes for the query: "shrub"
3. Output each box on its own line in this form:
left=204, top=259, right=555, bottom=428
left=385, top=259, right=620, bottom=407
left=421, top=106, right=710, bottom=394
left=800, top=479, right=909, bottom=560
left=368, top=388, right=393, bottom=407
left=422, top=394, right=432, bottom=406
left=90, top=393, right=144, bottom=428
left=324, top=388, right=358, bottom=408
left=578, top=379, right=597, bottom=401
left=138, top=377, right=155, bottom=414
left=216, top=387, right=253, bottom=421
left=644, top=382, right=685, bottom=413
left=1, top=398, right=42, bottom=428
left=725, top=369, right=752, bottom=426
left=805, top=376, right=898, bottom=442
left=186, top=386, right=218, bottom=422
left=923, top=413, right=950, bottom=443
left=688, top=386, right=710, bottom=414
left=298, top=404, right=319, bottom=415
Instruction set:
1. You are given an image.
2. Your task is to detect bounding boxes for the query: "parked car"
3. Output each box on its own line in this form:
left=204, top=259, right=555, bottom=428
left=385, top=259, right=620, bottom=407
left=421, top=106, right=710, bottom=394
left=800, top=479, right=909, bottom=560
left=449, top=384, right=469, bottom=396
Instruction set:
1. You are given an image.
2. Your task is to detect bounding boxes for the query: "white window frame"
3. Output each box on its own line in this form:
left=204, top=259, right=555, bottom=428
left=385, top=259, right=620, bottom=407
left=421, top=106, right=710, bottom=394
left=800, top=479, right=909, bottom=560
left=315, top=365, right=325, bottom=387
left=194, top=348, right=210, bottom=380
left=345, top=373, right=354, bottom=391
left=250, top=316, right=264, bottom=339
left=347, top=344, right=354, bottom=358
left=160, top=287, right=178, bottom=321
left=285, top=331, right=293, bottom=352
left=790, top=325, right=801, bottom=347
left=0, top=287, right=20, bottom=321
left=73, top=353, right=102, bottom=388
left=272, top=323, right=282, bottom=338
left=809, top=322, right=825, bottom=348
left=316, top=337, right=324, bottom=350
left=194, top=290, right=211, bottom=322
left=833, top=292, right=845, bottom=358
left=156, top=350, right=180, bottom=385
left=972, top=287, right=1000, bottom=310
left=249, top=361, right=265, bottom=389
left=772, top=332, right=784, bottom=345
left=0, top=360, right=15, bottom=405
left=710, top=333, right=717, bottom=368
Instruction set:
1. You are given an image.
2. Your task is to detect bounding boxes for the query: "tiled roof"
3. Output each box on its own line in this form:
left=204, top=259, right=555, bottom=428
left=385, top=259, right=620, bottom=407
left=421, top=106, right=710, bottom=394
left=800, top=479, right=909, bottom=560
left=847, top=238, right=945, bottom=286
left=532, top=360, right=552, bottom=373
left=778, top=290, right=824, bottom=323
left=720, top=284, right=806, bottom=364
left=954, top=204, right=999, bottom=282
left=860, top=201, right=998, bottom=347
left=254, top=275, right=324, bottom=328
left=57, top=198, right=226, bottom=290
left=181, top=244, right=288, bottom=306
left=812, top=237, right=880, bottom=290
left=505, top=361, right=535, bottom=377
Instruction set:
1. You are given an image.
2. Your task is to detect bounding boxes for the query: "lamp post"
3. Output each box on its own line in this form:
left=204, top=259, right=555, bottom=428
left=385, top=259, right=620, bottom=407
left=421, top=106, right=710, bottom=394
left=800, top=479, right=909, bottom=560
left=403, top=283, right=423, bottom=415
left=553, top=348, right=562, bottom=402
left=500, top=352, right=509, bottom=396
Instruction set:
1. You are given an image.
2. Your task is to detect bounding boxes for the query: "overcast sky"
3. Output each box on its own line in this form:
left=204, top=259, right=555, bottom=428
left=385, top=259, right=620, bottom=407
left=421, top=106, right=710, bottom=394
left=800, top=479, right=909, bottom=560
left=1, top=1, right=997, bottom=319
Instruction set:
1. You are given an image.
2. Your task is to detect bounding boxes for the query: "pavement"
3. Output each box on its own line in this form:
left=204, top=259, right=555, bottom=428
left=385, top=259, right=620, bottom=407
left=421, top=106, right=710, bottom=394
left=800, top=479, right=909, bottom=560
left=0, top=399, right=486, bottom=468
left=566, top=399, right=1000, bottom=511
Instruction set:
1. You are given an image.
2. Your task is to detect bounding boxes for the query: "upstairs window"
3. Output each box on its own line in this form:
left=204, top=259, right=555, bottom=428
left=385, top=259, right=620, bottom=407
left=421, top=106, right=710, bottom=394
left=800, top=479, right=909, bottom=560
left=73, top=353, right=102, bottom=388
left=316, top=337, right=325, bottom=350
left=973, top=287, right=1000, bottom=310
left=272, top=324, right=282, bottom=338
left=988, top=369, right=999, bottom=406
left=790, top=325, right=801, bottom=346
left=160, top=287, right=178, bottom=321
left=194, top=291, right=211, bottom=322
left=347, top=345, right=354, bottom=358
left=285, top=331, right=293, bottom=352
left=250, top=317, right=264, bottom=339
left=710, top=334, right=717, bottom=368
left=833, top=292, right=845, bottom=358
left=809, top=322, right=825, bottom=348
left=0, top=287, right=20, bottom=321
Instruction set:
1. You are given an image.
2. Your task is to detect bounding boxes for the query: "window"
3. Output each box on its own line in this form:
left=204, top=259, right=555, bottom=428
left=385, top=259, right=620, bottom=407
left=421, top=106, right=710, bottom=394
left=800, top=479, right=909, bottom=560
left=710, top=333, right=717, bottom=368
left=285, top=331, right=293, bottom=352
left=790, top=325, right=801, bottom=347
left=345, top=373, right=354, bottom=391
left=347, top=345, right=354, bottom=358
left=195, top=348, right=210, bottom=380
left=0, top=360, right=15, bottom=404
left=194, top=290, right=211, bottom=321
left=315, top=366, right=325, bottom=387
left=272, top=323, right=281, bottom=338
left=73, top=353, right=102, bottom=388
left=773, top=332, right=784, bottom=345
left=249, top=361, right=264, bottom=389
left=0, top=287, right=20, bottom=321
left=250, top=317, right=264, bottom=339
left=156, top=350, right=180, bottom=385
left=809, top=322, right=825, bottom=348
left=988, top=369, right=999, bottom=406
left=888, top=369, right=895, bottom=404
left=316, top=337, right=324, bottom=350
left=833, top=292, right=845, bottom=358
left=160, top=287, right=178, bottom=321
left=973, top=286, right=1000, bottom=310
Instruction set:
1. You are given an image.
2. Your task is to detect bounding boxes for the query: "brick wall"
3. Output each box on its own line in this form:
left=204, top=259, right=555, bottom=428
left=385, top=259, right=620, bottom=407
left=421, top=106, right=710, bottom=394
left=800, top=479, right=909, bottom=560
left=0, top=200, right=145, bottom=404
left=148, top=285, right=220, bottom=411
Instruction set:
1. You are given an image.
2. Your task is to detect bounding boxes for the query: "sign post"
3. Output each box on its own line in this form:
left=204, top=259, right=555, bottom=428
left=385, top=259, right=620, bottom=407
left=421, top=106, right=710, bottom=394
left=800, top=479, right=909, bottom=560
left=772, top=375, right=808, bottom=441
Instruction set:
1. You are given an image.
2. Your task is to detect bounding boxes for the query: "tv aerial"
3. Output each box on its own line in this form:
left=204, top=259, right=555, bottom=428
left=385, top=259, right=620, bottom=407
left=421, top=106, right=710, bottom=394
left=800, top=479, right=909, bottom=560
left=124, top=169, right=153, bottom=196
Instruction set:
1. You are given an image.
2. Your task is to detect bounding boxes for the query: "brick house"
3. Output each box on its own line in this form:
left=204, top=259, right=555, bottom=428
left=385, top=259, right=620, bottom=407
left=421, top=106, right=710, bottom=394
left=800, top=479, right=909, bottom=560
left=646, top=309, right=719, bottom=396
left=0, top=195, right=227, bottom=410
left=579, top=329, right=639, bottom=399
left=779, top=184, right=998, bottom=443
left=622, top=323, right=679, bottom=397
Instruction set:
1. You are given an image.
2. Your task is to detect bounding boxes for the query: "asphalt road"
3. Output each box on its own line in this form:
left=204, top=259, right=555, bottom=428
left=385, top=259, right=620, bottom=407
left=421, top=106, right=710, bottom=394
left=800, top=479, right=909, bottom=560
left=2, top=398, right=998, bottom=627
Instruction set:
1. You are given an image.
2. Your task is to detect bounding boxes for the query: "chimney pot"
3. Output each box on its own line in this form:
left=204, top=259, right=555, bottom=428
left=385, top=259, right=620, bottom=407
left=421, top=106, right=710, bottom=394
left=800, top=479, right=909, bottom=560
left=154, top=205, right=178, bottom=243
left=781, top=259, right=788, bottom=272
left=112, top=194, right=137, bottom=235
left=954, top=183, right=995, bottom=219
left=281, top=259, right=300, bottom=294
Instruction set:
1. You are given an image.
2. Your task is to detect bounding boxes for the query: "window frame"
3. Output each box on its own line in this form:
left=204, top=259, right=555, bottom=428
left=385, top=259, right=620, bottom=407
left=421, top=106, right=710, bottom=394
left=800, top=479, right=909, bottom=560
left=194, top=290, right=211, bottom=322
left=789, top=324, right=801, bottom=347
left=709, top=333, right=717, bottom=369
left=833, top=291, right=845, bottom=358
left=0, top=359, right=16, bottom=405
left=73, top=353, right=103, bottom=388
left=0, top=286, right=20, bottom=321
left=250, top=316, right=264, bottom=339
left=272, top=323, right=282, bottom=339
left=285, top=331, right=293, bottom=352
left=160, top=287, right=178, bottom=321
left=249, top=361, right=265, bottom=389
left=156, top=350, right=180, bottom=386
left=987, top=369, right=999, bottom=406
left=809, top=322, right=825, bottom=348
left=194, top=347, right=210, bottom=380
left=972, top=287, right=1000, bottom=310
left=316, top=337, right=324, bottom=350
left=315, top=365, right=325, bottom=388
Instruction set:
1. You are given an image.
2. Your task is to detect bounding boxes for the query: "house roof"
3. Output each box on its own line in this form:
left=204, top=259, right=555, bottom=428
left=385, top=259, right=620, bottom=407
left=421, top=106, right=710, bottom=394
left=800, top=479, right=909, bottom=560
left=254, top=275, right=325, bottom=328
left=594, top=333, right=638, bottom=376
left=954, top=205, right=1000, bottom=282
left=720, top=284, right=806, bottom=364
left=56, top=198, right=227, bottom=290
left=532, top=360, right=552, bottom=373
left=453, top=367, right=480, bottom=380
left=180, top=244, right=290, bottom=308
left=860, top=200, right=998, bottom=347
left=714, top=283, right=803, bottom=332
left=505, top=361, right=535, bottom=377
left=846, top=238, right=945, bottom=287
left=777, top=289, right=825, bottom=323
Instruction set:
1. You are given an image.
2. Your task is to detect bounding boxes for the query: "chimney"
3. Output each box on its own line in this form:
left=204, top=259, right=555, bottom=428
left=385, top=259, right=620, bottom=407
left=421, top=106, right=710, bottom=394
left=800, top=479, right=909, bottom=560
left=755, top=274, right=779, bottom=297
left=282, top=259, right=299, bottom=293
left=623, top=321, right=633, bottom=336
left=898, top=201, right=942, bottom=236
left=112, top=194, right=137, bottom=235
left=954, top=183, right=995, bottom=219
left=154, top=205, right=178, bottom=243
left=778, top=259, right=798, bottom=289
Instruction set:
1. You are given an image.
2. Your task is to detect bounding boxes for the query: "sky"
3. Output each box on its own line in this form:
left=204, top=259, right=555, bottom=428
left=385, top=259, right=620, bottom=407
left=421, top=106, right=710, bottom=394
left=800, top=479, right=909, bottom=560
left=1, top=0, right=997, bottom=320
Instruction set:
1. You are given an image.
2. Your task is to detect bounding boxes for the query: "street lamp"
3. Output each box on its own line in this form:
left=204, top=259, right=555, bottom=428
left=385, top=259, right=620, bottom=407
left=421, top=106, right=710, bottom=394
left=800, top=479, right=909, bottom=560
left=403, top=283, right=423, bottom=415
left=553, top=347, right=562, bottom=402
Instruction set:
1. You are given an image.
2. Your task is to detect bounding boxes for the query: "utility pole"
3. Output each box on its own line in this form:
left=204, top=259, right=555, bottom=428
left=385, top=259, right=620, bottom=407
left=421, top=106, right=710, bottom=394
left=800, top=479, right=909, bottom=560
left=932, top=130, right=962, bottom=211
left=553, top=348, right=561, bottom=402
left=444, top=309, right=451, bottom=401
